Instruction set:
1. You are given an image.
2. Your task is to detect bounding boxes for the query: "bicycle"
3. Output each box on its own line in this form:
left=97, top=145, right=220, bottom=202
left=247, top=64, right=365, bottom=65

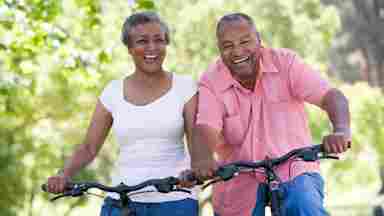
left=199, top=144, right=340, bottom=216
left=42, top=176, right=192, bottom=216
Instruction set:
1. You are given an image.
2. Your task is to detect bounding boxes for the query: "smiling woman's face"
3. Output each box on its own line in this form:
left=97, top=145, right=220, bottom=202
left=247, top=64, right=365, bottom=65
left=128, top=22, right=167, bottom=74
left=217, top=19, right=262, bottom=81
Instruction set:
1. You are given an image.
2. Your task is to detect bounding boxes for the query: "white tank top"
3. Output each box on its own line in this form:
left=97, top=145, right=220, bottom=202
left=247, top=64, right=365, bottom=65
left=99, top=74, right=198, bottom=202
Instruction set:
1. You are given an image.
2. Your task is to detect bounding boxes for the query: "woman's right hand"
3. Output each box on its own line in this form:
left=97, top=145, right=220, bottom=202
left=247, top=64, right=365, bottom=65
left=46, top=174, right=71, bottom=194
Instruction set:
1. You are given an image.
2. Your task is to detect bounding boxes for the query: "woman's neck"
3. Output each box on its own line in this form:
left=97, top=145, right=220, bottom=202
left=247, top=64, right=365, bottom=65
left=131, top=70, right=169, bottom=87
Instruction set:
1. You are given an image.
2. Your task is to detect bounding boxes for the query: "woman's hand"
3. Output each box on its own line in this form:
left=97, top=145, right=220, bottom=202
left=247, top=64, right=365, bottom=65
left=46, top=172, right=71, bottom=194
left=178, top=169, right=201, bottom=188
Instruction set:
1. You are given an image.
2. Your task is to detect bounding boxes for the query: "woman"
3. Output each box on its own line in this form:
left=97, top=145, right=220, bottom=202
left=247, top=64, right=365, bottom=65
left=46, top=12, right=198, bottom=216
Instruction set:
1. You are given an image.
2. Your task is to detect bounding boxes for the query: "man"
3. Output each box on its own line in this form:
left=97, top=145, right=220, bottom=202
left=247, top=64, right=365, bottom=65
left=190, top=13, right=351, bottom=216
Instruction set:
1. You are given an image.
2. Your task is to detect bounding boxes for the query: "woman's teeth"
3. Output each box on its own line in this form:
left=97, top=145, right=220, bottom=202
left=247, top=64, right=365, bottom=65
left=144, top=55, right=157, bottom=60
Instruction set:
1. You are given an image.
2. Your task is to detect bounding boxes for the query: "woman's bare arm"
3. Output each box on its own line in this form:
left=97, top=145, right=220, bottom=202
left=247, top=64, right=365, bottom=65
left=61, top=99, right=113, bottom=178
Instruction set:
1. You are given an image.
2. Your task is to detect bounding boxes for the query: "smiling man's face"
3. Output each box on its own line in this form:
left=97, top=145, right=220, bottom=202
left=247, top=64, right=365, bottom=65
left=217, top=18, right=262, bottom=81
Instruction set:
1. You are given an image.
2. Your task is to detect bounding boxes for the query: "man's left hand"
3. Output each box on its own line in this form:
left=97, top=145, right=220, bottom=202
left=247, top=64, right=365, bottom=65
left=322, top=130, right=351, bottom=154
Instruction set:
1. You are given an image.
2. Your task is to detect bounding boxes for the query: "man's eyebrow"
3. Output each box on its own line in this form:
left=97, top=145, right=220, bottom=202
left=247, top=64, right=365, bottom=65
left=239, top=34, right=251, bottom=40
left=221, top=40, right=233, bottom=44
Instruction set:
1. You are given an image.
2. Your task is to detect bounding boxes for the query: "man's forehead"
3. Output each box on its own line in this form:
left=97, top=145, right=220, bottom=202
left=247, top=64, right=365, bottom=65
left=217, top=20, right=256, bottom=39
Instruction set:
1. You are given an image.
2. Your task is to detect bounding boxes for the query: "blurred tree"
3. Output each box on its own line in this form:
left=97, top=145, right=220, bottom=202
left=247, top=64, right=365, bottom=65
left=321, top=2, right=384, bottom=210
left=0, top=0, right=157, bottom=213
left=0, top=0, right=137, bottom=215
left=322, top=0, right=384, bottom=90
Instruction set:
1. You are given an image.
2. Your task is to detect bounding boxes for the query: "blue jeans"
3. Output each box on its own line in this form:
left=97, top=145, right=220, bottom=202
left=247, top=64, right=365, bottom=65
left=100, top=197, right=198, bottom=216
left=215, top=172, right=329, bottom=216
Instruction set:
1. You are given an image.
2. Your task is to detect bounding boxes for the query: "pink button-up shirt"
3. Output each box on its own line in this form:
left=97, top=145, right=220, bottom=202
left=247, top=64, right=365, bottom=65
left=196, top=47, right=331, bottom=216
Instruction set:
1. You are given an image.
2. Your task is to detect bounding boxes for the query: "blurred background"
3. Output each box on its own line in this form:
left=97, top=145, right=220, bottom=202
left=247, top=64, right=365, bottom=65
left=1, top=0, right=383, bottom=215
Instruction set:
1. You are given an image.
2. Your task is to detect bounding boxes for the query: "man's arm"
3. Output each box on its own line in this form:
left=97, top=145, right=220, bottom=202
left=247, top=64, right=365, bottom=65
left=320, top=88, right=351, bottom=153
left=190, top=75, right=227, bottom=180
left=183, top=94, right=198, bottom=159
left=191, top=124, right=220, bottom=180
left=286, top=52, right=351, bottom=153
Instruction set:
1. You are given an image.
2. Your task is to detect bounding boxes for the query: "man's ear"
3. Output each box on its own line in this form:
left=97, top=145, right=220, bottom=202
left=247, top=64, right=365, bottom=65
left=256, top=32, right=262, bottom=45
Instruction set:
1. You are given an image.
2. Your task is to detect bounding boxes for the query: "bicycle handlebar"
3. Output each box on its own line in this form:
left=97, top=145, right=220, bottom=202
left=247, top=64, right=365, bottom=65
left=42, top=176, right=191, bottom=201
left=202, top=144, right=339, bottom=188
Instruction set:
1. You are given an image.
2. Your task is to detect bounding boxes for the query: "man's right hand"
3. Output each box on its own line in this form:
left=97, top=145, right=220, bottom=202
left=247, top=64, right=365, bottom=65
left=46, top=173, right=71, bottom=194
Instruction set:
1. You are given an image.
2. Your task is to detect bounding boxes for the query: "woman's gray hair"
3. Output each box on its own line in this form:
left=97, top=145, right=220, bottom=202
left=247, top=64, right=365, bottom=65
left=121, top=11, right=170, bottom=48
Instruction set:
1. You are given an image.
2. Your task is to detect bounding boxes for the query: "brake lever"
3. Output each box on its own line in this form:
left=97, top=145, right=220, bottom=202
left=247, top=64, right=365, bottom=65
left=51, top=194, right=67, bottom=202
left=320, top=154, right=339, bottom=160
left=50, top=190, right=77, bottom=201
left=202, top=178, right=222, bottom=190
left=50, top=187, right=86, bottom=202
left=172, top=188, right=192, bottom=194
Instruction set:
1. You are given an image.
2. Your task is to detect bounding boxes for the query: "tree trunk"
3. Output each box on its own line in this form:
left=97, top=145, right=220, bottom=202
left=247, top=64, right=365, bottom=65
left=378, top=60, right=384, bottom=92
left=360, top=48, right=371, bottom=83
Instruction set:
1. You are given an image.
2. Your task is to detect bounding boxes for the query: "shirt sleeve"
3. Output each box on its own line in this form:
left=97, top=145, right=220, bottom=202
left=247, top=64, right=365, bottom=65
left=99, top=80, right=117, bottom=113
left=288, top=53, right=332, bottom=106
left=195, top=76, right=224, bottom=131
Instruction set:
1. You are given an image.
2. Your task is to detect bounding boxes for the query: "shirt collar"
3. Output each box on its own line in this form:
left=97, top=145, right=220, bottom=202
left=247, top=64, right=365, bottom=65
left=212, top=47, right=279, bottom=92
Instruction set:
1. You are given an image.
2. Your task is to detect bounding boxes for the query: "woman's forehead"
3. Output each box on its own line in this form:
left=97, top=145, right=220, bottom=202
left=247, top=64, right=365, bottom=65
left=129, top=22, right=165, bottom=35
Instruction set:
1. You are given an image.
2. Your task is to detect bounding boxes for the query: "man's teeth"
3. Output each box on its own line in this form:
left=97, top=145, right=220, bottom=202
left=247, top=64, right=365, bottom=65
left=233, top=57, right=249, bottom=64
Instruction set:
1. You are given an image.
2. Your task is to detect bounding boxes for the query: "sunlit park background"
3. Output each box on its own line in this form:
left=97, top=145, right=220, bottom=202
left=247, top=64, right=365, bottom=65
left=1, top=0, right=384, bottom=215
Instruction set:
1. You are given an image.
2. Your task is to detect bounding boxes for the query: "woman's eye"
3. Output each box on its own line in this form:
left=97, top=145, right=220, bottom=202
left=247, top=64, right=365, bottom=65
left=155, top=38, right=165, bottom=43
left=137, top=40, right=147, bottom=44
left=240, top=40, right=249, bottom=45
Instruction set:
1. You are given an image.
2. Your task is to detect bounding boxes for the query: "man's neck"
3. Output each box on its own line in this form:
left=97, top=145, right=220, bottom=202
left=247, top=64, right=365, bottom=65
left=237, top=77, right=256, bottom=90
left=235, top=55, right=261, bottom=91
left=233, top=67, right=260, bottom=91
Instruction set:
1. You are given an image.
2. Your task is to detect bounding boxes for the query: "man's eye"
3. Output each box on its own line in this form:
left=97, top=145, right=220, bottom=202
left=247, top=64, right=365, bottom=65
left=240, top=40, right=249, bottom=45
left=223, top=44, right=233, bottom=49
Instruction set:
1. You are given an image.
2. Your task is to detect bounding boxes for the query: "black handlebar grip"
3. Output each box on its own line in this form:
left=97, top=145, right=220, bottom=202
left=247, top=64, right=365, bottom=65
left=184, top=172, right=196, bottom=181
left=183, top=172, right=204, bottom=185
left=41, top=183, right=48, bottom=192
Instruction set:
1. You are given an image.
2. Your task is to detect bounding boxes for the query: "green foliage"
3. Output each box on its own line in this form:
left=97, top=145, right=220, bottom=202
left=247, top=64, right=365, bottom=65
left=0, top=0, right=116, bottom=214
left=136, top=0, right=156, bottom=10
left=1, top=0, right=382, bottom=215
left=307, top=82, right=384, bottom=198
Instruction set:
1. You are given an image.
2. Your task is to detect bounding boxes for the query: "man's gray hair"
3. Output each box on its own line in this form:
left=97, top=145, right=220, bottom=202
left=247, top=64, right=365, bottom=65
left=121, top=11, right=170, bottom=47
left=216, top=12, right=260, bottom=41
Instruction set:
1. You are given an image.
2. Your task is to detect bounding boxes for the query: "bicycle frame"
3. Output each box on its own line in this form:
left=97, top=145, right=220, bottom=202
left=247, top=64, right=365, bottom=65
left=202, top=144, right=339, bottom=216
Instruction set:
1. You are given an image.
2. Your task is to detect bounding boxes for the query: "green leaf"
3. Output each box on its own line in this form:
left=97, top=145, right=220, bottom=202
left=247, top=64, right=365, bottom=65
left=137, top=0, right=156, bottom=9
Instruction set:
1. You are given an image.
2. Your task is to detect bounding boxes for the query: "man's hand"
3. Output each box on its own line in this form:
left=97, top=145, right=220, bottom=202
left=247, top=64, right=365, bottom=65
left=320, top=88, right=351, bottom=154
left=322, top=129, right=351, bottom=154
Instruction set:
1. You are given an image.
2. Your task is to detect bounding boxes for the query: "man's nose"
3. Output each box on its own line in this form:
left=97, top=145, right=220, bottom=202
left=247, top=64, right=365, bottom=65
left=231, top=45, right=245, bottom=57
